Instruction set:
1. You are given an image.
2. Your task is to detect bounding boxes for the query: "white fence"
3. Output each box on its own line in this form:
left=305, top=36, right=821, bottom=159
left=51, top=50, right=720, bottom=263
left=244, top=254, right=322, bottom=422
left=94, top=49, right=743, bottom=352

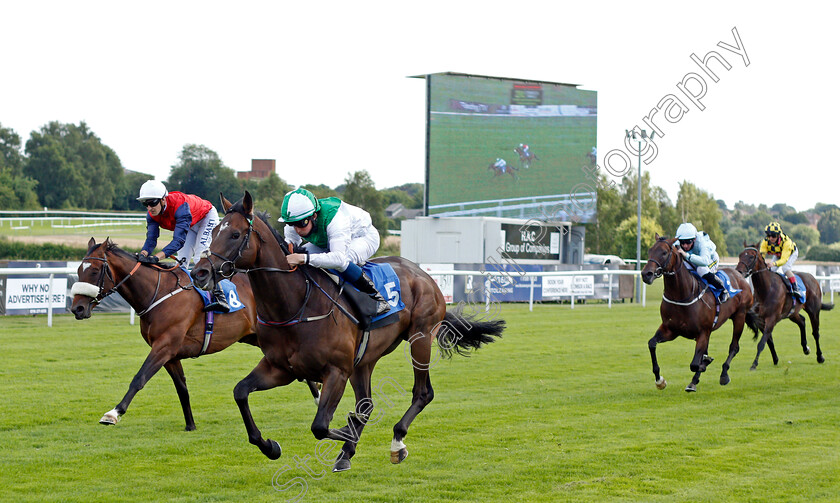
left=4, top=265, right=840, bottom=327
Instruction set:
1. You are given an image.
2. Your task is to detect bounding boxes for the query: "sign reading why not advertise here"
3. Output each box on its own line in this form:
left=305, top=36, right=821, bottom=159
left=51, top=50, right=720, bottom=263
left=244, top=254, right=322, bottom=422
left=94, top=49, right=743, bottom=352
left=500, top=223, right=560, bottom=261
left=4, top=277, right=68, bottom=315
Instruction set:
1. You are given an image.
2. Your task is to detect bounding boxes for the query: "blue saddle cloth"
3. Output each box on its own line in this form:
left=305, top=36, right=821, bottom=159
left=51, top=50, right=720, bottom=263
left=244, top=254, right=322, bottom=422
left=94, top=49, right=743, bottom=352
left=181, top=267, right=245, bottom=313
left=693, top=271, right=742, bottom=299
left=782, top=273, right=807, bottom=304
left=361, top=262, right=405, bottom=322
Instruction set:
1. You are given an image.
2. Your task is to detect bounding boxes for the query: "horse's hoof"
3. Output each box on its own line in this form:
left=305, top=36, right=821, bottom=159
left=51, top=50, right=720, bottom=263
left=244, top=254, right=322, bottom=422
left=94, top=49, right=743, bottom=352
left=655, top=377, right=667, bottom=390
left=390, top=447, right=408, bottom=464
left=750, top=364, right=757, bottom=371
left=184, top=424, right=196, bottom=432
left=720, top=375, right=731, bottom=386
left=684, top=383, right=697, bottom=392
left=265, top=439, right=282, bottom=460
left=817, top=355, right=825, bottom=364
left=333, top=453, right=352, bottom=472
left=803, top=346, right=811, bottom=355
left=99, top=409, right=120, bottom=425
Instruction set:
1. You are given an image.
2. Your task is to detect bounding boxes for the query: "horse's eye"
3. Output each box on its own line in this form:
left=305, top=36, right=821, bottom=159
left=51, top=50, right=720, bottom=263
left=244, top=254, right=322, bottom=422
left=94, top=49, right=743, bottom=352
left=231, top=231, right=241, bottom=239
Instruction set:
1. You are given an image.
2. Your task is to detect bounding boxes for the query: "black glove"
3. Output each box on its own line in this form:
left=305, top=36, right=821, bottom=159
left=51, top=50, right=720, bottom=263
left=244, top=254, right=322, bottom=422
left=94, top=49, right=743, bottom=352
left=138, top=254, right=159, bottom=264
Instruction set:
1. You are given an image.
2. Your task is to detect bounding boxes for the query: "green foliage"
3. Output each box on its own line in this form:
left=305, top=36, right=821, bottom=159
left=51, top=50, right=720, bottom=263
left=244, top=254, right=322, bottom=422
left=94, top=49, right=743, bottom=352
left=817, top=208, right=840, bottom=244
left=24, top=122, right=123, bottom=209
left=342, top=170, right=388, bottom=237
left=675, top=181, right=727, bottom=256
left=804, top=244, right=840, bottom=262
left=615, top=215, right=663, bottom=259
left=113, top=171, right=154, bottom=211
left=166, top=144, right=242, bottom=207
left=0, top=236, right=87, bottom=260
left=787, top=223, right=820, bottom=256
left=725, top=227, right=753, bottom=256
left=301, top=183, right=340, bottom=199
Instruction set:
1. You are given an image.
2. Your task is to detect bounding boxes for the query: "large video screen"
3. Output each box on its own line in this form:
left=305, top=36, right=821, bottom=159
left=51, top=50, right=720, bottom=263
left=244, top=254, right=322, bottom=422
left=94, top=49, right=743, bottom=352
left=425, top=73, right=597, bottom=222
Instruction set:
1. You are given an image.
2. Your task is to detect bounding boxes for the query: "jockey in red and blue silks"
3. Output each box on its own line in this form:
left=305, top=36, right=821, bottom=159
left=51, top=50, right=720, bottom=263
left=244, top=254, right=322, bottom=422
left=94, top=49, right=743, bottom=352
left=137, top=180, right=228, bottom=312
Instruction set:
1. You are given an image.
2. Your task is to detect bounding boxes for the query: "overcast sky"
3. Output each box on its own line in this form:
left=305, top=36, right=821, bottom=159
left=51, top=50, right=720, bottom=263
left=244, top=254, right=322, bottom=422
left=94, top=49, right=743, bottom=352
left=2, top=1, right=835, bottom=213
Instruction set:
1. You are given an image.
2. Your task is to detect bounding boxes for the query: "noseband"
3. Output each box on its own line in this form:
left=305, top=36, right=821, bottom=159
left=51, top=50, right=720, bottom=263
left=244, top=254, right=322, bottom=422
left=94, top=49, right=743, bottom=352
left=202, top=214, right=297, bottom=279
left=738, top=247, right=765, bottom=278
left=75, top=250, right=141, bottom=305
left=646, top=243, right=679, bottom=278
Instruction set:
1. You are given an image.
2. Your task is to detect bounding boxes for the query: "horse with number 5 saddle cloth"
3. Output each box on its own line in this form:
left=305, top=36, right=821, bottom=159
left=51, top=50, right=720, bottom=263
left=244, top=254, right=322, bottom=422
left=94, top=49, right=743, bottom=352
left=190, top=191, right=505, bottom=473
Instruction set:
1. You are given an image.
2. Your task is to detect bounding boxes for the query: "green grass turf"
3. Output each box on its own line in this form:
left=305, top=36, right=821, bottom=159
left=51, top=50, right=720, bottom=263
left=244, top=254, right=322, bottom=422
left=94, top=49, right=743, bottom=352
left=1, top=287, right=838, bottom=502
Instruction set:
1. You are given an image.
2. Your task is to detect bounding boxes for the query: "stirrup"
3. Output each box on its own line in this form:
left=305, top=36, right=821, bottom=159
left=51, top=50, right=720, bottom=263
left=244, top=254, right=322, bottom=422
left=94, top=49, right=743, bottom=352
left=718, top=290, right=730, bottom=303
left=375, top=300, right=390, bottom=316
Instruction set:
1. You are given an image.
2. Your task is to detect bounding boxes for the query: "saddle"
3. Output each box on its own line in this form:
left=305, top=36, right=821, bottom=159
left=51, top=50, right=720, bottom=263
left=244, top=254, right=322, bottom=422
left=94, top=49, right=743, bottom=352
left=327, top=262, right=404, bottom=331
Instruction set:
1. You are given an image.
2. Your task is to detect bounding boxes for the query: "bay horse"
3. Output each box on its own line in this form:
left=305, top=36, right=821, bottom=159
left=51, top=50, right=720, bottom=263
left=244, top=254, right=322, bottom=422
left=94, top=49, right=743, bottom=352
left=641, top=235, right=758, bottom=391
left=514, top=147, right=538, bottom=169
left=735, top=244, right=833, bottom=370
left=190, top=192, right=504, bottom=472
left=70, top=237, right=320, bottom=431
left=488, top=161, right=520, bottom=181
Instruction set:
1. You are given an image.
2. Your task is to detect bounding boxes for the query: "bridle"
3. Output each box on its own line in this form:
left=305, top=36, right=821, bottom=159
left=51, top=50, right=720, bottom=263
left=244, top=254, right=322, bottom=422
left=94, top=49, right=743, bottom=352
left=75, top=245, right=190, bottom=316
left=78, top=250, right=139, bottom=306
left=737, top=247, right=768, bottom=279
left=201, top=214, right=298, bottom=279
left=646, top=241, right=680, bottom=279
left=201, top=210, right=362, bottom=327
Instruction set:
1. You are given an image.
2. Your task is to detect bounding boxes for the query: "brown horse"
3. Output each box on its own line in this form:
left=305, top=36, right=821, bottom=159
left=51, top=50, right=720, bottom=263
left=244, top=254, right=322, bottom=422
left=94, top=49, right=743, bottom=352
left=190, top=192, right=504, bottom=472
left=488, top=161, right=520, bottom=181
left=735, top=244, right=833, bottom=370
left=641, top=235, right=758, bottom=391
left=514, top=147, right=538, bottom=169
left=70, top=237, right=320, bottom=430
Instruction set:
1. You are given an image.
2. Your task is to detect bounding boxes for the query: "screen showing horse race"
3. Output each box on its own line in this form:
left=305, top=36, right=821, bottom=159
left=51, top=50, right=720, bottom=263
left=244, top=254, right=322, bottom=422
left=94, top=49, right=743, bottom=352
left=424, top=73, right=597, bottom=222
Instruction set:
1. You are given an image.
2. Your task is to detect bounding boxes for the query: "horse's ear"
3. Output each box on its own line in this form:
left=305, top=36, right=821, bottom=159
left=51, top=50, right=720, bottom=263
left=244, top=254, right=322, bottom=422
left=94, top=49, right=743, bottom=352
left=655, top=232, right=660, bottom=240
left=243, top=191, right=254, bottom=216
left=743, top=239, right=747, bottom=248
left=220, top=193, right=233, bottom=213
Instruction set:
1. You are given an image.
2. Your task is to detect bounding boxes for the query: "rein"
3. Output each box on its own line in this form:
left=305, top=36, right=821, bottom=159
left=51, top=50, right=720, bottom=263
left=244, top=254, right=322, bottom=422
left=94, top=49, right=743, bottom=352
left=207, top=213, right=357, bottom=326
left=79, top=248, right=191, bottom=316
left=738, top=247, right=770, bottom=279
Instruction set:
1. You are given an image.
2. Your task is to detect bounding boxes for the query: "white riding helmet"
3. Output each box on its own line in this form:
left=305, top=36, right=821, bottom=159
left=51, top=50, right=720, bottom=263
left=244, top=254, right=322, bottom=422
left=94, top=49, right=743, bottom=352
left=137, top=180, right=168, bottom=201
left=675, top=222, right=698, bottom=241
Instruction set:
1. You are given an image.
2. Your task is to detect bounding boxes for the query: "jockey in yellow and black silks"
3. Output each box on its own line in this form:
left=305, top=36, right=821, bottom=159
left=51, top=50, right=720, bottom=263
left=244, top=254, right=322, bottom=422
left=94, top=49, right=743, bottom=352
left=759, top=221, right=800, bottom=296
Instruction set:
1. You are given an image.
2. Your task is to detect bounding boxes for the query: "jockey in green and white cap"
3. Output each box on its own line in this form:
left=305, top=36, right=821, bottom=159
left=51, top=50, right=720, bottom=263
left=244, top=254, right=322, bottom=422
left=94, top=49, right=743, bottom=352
left=280, top=188, right=390, bottom=315
left=674, top=222, right=729, bottom=303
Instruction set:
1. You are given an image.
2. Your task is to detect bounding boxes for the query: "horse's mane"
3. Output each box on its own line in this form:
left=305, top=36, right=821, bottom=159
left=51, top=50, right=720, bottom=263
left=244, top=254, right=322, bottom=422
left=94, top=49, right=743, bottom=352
left=657, top=235, right=671, bottom=242
left=96, top=239, right=136, bottom=261
left=228, top=198, right=301, bottom=253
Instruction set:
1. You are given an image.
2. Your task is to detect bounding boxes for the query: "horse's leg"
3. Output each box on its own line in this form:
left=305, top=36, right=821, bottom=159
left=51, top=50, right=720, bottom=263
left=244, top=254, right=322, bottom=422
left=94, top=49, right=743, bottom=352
left=752, top=318, right=779, bottom=370
left=686, top=332, right=713, bottom=392
left=789, top=311, right=809, bottom=355
left=391, top=330, right=435, bottom=463
left=163, top=360, right=195, bottom=431
left=649, top=325, right=677, bottom=390
left=331, top=365, right=374, bottom=473
left=720, top=310, right=745, bottom=386
left=100, top=345, right=176, bottom=427
left=805, top=307, right=825, bottom=363
left=233, top=357, right=294, bottom=460
left=306, top=380, right=321, bottom=406
left=310, top=366, right=353, bottom=442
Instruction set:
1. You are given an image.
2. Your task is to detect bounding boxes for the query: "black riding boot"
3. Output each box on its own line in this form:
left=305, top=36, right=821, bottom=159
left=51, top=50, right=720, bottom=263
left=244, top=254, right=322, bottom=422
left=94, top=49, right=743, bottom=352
left=788, top=277, right=801, bottom=298
left=702, top=272, right=729, bottom=303
left=352, top=271, right=391, bottom=316
left=204, top=284, right=230, bottom=313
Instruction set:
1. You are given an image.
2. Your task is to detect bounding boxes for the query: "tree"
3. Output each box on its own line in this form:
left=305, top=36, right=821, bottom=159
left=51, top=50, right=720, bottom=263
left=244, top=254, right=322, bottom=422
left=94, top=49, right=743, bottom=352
left=166, top=144, right=242, bottom=207
left=787, top=224, right=820, bottom=256
left=615, top=215, right=664, bottom=260
left=817, top=208, right=840, bottom=245
left=675, top=181, right=727, bottom=256
left=342, top=170, right=387, bottom=237
left=241, top=173, right=293, bottom=228
left=724, top=227, right=752, bottom=256
left=0, top=123, right=40, bottom=210
left=24, top=121, right=123, bottom=209
left=113, top=171, right=154, bottom=211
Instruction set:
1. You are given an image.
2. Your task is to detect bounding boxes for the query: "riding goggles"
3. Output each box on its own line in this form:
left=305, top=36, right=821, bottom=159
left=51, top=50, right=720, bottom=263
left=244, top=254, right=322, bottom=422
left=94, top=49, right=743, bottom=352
left=141, top=199, right=161, bottom=208
left=679, top=238, right=695, bottom=246
left=765, top=231, right=779, bottom=238
left=291, top=218, right=311, bottom=228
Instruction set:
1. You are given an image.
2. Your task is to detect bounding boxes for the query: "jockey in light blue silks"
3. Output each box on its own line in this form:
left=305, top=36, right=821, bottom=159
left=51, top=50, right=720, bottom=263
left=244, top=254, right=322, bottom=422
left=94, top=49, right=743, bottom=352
left=675, top=222, right=730, bottom=303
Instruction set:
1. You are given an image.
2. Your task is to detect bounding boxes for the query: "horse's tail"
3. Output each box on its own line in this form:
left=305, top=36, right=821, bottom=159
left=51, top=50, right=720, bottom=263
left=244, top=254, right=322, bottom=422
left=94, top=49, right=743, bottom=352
left=437, top=311, right=505, bottom=358
left=821, top=302, right=835, bottom=311
left=746, top=306, right=763, bottom=340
